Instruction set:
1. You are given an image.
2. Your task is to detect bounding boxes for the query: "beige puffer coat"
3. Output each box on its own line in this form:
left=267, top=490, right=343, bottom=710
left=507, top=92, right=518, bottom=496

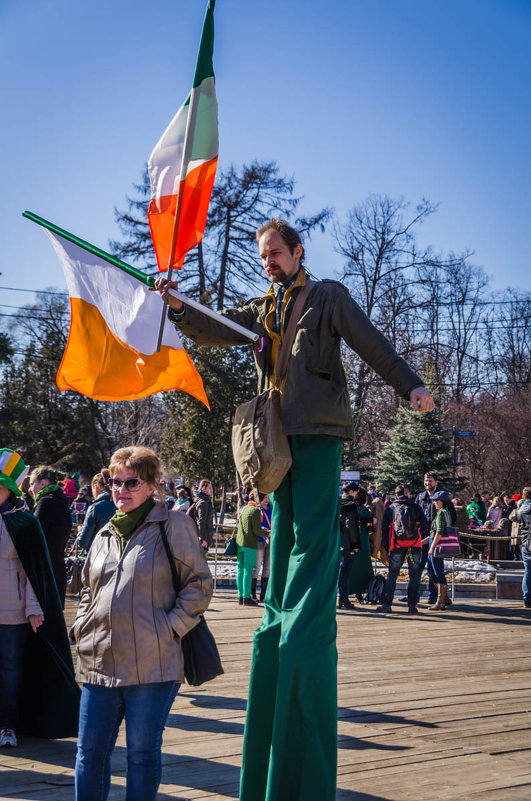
left=71, top=501, right=213, bottom=686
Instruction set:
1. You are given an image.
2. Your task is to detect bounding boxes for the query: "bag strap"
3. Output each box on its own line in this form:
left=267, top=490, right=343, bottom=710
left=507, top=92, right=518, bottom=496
left=159, top=520, right=181, bottom=596
left=273, top=278, right=315, bottom=386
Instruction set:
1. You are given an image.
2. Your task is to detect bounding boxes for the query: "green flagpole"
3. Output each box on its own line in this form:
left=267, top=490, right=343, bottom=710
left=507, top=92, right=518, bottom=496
left=23, top=209, right=258, bottom=343
left=22, top=210, right=155, bottom=288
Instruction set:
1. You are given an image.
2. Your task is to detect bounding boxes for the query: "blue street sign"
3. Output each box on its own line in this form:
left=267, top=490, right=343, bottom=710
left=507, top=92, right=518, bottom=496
left=453, top=430, right=476, bottom=437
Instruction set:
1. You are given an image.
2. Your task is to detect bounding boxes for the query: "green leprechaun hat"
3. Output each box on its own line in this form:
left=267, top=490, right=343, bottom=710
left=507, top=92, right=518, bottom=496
left=0, top=449, right=29, bottom=497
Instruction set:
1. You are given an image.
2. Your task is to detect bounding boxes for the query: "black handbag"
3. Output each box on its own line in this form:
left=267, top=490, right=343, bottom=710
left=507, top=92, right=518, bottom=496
left=158, top=522, right=224, bottom=686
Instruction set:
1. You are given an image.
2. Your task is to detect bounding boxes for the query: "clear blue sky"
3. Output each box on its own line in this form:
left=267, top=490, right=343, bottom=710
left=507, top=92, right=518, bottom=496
left=1, top=0, right=530, bottom=310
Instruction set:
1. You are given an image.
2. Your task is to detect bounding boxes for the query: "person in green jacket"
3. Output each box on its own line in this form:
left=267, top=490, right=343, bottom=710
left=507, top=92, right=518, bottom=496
left=467, top=493, right=487, bottom=525
left=155, top=219, right=434, bottom=801
left=236, top=494, right=262, bottom=607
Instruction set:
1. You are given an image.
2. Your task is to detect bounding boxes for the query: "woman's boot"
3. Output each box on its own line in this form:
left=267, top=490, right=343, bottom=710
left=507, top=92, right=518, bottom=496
left=251, top=578, right=258, bottom=600
left=439, top=584, right=450, bottom=609
left=428, top=585, right=444, bottom=610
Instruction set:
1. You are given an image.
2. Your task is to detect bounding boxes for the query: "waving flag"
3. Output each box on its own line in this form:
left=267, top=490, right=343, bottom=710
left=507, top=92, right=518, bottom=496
left=23, top=212, right=208, bottom=406
left=148, top=0, right=218, bottom=272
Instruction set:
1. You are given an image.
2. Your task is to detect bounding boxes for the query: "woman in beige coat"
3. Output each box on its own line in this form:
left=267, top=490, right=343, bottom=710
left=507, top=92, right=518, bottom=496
left=72, top=446, right=213, bottom=801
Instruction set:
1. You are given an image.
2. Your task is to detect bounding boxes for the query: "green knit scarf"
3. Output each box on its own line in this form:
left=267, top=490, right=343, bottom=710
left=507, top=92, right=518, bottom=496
left=34, top=484, right=63, bottom=504
left=110, top=497, right=155, bottom=552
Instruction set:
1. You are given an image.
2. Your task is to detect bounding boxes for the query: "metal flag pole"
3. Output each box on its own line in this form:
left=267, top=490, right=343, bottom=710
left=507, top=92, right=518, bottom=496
left=165, top=287, right=259, bottom=342
left=155, top=84, right=201, bottom=352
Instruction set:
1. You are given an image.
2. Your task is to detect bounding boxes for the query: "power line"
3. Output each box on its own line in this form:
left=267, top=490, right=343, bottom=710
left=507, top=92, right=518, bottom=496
left=0, top=285, right=67, bottom=297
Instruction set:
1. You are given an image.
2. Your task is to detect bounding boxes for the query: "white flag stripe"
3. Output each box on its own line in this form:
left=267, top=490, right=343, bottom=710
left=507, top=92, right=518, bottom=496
left=46, top=232, right=183, bottom=356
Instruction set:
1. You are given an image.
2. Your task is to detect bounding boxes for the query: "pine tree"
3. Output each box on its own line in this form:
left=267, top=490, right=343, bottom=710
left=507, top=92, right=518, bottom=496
left=375, top=401, right=452, bottom=497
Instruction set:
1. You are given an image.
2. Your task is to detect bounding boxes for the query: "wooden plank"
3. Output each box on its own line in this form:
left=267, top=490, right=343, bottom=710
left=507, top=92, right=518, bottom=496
left=1, top=595, right=530, bottom=801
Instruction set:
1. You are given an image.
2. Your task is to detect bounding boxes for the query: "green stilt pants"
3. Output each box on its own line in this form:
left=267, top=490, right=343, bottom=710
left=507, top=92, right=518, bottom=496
left=240, top=434, right=342, bottom=801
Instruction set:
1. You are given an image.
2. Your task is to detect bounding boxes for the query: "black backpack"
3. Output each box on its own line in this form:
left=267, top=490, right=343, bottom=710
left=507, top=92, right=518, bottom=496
left=389, top=501, right=422, bottom=551
left=363, top=575, right=385, bottom=605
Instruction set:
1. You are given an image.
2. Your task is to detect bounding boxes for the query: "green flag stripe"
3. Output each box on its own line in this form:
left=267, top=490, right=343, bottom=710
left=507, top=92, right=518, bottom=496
left=192, top=0, right=215, bottom=88
left=22, top=211, right=155, bottom=288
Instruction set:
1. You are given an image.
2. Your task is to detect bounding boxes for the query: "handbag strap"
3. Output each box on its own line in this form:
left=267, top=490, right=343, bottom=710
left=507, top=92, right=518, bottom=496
left=273, top=278, right=315, bottom=387
left=159, top=520, right=181, bottom=596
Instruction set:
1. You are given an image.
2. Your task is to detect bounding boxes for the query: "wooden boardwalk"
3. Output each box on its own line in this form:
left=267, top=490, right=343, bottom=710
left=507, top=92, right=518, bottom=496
left=0, top=595, right=530, bottom=800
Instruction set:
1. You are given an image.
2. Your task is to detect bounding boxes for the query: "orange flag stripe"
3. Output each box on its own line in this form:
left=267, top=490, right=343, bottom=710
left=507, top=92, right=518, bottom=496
left=148, top=156, right=217, bottom=270
left=57, top=297, right=209, bottom=406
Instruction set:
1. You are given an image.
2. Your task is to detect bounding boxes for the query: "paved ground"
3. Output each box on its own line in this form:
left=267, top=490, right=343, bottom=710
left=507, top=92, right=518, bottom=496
left=0, top=595, right=530, bottom=800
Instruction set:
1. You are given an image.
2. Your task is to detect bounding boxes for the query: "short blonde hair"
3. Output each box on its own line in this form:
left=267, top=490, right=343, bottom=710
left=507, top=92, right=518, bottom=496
left=109, top=447, right=161, bottom=486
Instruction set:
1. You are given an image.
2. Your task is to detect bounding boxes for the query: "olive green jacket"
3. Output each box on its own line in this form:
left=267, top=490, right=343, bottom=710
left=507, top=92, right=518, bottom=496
left=170, top=273, right=423, bottom=440
left=236, top=503, right=262, bottom=549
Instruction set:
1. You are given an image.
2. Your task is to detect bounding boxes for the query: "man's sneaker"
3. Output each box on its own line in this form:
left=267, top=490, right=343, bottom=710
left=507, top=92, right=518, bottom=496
left=0, top=728, right=17, bottom=747
left=376, top=605, right=392, bottom=613
left=397, top=597, right=408, bottom=603
left=408, top=606, right=419, bottom=614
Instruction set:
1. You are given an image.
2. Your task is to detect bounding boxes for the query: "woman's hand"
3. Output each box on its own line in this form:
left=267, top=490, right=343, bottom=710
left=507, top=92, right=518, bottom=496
left=150, top=277, right=184, bottom=313
left=28, top=613, right=44, bottom=633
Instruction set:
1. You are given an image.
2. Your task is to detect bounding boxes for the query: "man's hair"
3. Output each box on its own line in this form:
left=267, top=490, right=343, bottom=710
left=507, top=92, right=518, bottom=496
left=356, top=487, right=368, bottom=505
left=30, top=465, right=59, bottom=485
left=343, top=481, right=358, bottom=494
left=523, top=486, right=531, bottom=500
left=424, top=472, right=438, bottom=481
left=255, top=219, right=305, bottom=266
left=395, top=484, right=406, bottom=497
left=198, top=479, right=212, bottom=491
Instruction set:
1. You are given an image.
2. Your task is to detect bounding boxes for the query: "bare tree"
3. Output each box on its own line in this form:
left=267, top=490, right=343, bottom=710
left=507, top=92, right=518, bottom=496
left=112, top=160, right=331, bottom=310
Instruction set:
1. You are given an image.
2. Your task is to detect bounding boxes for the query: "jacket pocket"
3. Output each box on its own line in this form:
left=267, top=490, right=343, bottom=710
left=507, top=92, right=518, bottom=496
left=307, top=365, right=332, bottom=380
left=156, top=607, right=177, bottom=641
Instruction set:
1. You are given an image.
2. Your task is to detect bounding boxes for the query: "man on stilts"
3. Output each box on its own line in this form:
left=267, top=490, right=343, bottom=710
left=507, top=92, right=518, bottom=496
left=155, top=219, right=434, bottom=801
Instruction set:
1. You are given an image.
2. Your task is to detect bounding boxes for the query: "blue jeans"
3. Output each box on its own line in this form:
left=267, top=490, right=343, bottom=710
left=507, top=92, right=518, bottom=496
left=418, top=543, right=438, bottom=600
left=382, top=548, right=422, bottom=608
left=522, top=545, right=531, bottom=604
left=338, top=550, right=355, bottom=603
left=0, top=623, right=31, bottom=728
left=75, top=681, right=179, bottom=801
left=427, top=542, right=447, bottom=585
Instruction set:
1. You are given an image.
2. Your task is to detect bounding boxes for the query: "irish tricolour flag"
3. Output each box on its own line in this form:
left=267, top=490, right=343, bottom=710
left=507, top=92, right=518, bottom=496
left=148, top=0, right=218, bottom=271
left=24, top=212, right=208, bottom=406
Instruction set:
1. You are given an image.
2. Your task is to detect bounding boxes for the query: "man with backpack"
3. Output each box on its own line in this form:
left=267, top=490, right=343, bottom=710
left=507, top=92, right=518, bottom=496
left=377, top=485, right=428, bottom=614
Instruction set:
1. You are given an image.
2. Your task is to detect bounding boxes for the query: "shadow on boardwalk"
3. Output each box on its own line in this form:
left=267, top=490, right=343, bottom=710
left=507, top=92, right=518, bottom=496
left=1, top=597, right=530, bottom=800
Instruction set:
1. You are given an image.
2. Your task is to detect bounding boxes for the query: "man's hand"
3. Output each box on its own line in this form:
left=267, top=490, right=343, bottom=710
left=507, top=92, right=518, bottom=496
left=410, top=386, right=435, bottom=413
left=28, top=613, right=44, bottom=633
left=150, top=277, right=184, bottom=313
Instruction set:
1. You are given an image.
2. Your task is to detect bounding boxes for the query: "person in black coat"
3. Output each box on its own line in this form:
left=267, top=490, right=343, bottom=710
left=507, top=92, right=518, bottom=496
left=29, top=467, right=72, bottom=608
left=337, top=482, right=361, bottom=610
